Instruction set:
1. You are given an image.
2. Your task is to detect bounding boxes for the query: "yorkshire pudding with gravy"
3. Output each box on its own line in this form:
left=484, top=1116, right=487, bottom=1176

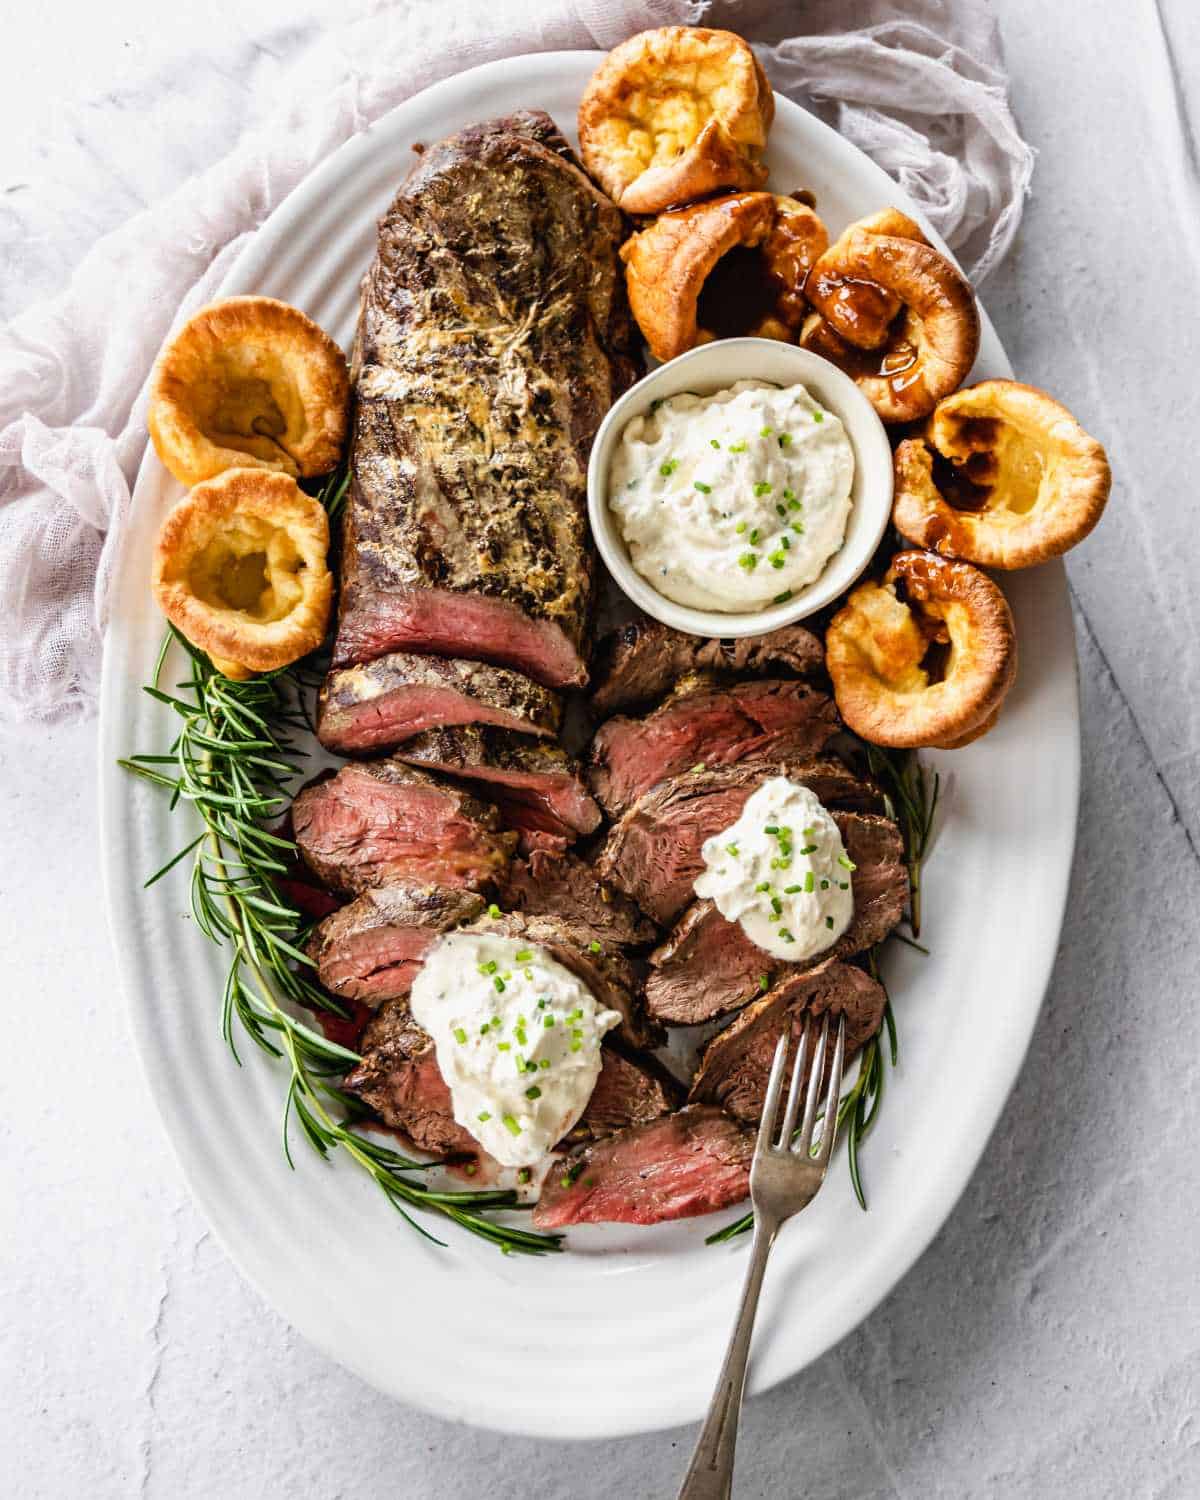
left=801, top=212, right=979, bottom=423
left=153, top=468, right=333, bottom=679
left=579, top=27, right=773, bottom=214
left=149, top=297, right=349, bottom=487
left=892, top=380, right=1111, bottom=569
left=826, top=551, right=1016, bottom=749
left=622, top=192, right=829, bottom=362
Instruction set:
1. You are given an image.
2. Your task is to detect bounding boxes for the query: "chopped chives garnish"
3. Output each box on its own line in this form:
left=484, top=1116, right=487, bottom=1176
left=490, top=1016, right=503, bottom=1030
left=776, top=504, right=787, bottom=518
left=771, top=896, right=782, bottom=914
left=825, top=915, right=835, bottom=928
left=515, top=1056, right=526, bottom=1073
left=783, top=488, right=796, bottom=501
left=487, top=904, right=501, bottom=919
left=780, top=929, right=795, bottom=942
left=588, top=939, right=602, bottom=953
left=800, top=843, right=817, bottom=855
left=540, top=1059, right=550, bottom=1069
left=813, top=410, right=825, bottom=422
left=659, top=458, right=679, bottom=476
left=792, top=523, right=805, bottom=536
left=820, top=878, right=830, bottom=890
left=710, top=438, right=721, bottom=449
left=804, top=871, right=815, bottom=893
left=764, top=824, right=779, bottom=834
left=784, top=884, right=801, bottom=894
left=768, top=552, right=785, bottom=569
left=694, top=481, right=712, bottom=494
left=479, top=1024, right=489, bottom=1036
left=502, top=1114, right=521, bottom=1137
left=838, top=854, right=857, bottom=871
left=839, top=881, right=850, bottom=890
left=515, top=1029, right=527, bottom=1047
left=773, top=590, right=793, bottom=604
left=497, top=1041, right=510, bottom=1052
left=570, top=1040, right=583, bottom=1053
left=738, top=552, right=758, bottom=570
left=493, top=976, right=505, bottom=993
left=567, top=1009, right=583, bottom=1022
left=524, top=969, right=533, bottom=981
left=749, top=528, right=760, bottom=544
left=758, top=975, right=769, bottom=992
left=730, top=441, right=748, bottom=453
left=735, top=520, right=747, bottom=534
left=517, top=1167, right=532, bottom=1185
left=778, top=433, right=793, bottom=447
left=769, top=912, right=781, bottom=923
left=514, top=948, right=533, bottom=962
left=760, top=426, right=772, bottom=436
left=802, top=825, right=817, bottom=836
left=453, top=1026, right=467, bottom=1044
left=544, top=1015, right=555, bottom=1027
left=477, top=1110, right=491, bottom=1123
left=781, top=536, right=791, bottom=551
left=755, top=881, right=771, bottom=892
left=753, top=481, right=772, bottom=497
left=770, top=858, right=781, bottom=869
left=692, top=762, right=705, bottom=773
left=726, top=842, right=739, bottom=855
left=525, top=1085, right=542, bottom=1101
left=482, top=960, right=498, bottom=974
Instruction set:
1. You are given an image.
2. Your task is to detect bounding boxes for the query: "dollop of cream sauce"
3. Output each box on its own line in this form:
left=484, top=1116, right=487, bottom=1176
left=409, top=933, right=621, bottom=1168
left=694, top=777, right=855, bottom=961
left=609, top=380, right=855, bottom=613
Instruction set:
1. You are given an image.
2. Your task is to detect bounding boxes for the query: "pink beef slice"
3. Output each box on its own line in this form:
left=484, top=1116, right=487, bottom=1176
left=292, top=759, right=516, bottom=896
left=332, top=112, right=639, bottom=689
left=688, top=959, right=887, bottom=1122
left=532, top=1106, right=754, bottom=1228
left=499, top=846, right=657, bottom=947
left=392, top=725, right=600, bottom=844
left=645, top=812, right=907, bottom=1025
left=590, top=615, right=825, bottom=717
left=598, top=757, right=885, bottom=927
left=317, top=654, right=562, bottom=755
left=587, top=675, right=839, bottom=817
left=307, top=884, right=486, bottom=1006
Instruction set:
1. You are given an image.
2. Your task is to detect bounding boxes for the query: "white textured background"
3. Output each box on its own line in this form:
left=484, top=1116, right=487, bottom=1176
left=3, top=3, right=1200, bottom=1496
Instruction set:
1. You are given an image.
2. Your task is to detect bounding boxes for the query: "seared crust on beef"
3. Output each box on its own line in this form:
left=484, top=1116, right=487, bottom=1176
left=587, top=675, right=839, bottom=817
left=317, top=653, right=562, bottom=754
left=332, top=111, right=638, bottom=689
left=532, top=1106, right=754, bottom=1227
left=645, top=812, right=907, bottom=1025
left=688, top=960, right=887, bottom=1121
left=307, top=884, right=486, bottom=1006
left=599, top=758, right=885, bottom=926
left=590, top=616, right=825, bottom=717
left=393, top=725, right=601, bottom=842
left=500, top=847, right=657, bottom=947
left=292, top=759, right=515, bottom=895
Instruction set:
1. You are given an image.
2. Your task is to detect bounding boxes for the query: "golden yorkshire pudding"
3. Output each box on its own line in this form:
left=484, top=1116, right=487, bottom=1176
left=892, top=380, right=1111, bottom=569
left=825, top=550, right=1016, bottom=749
left=578, top=27, right=773, bottom=214
left=148, top=296, right=349, bottom=486
left=801, top=213, right=979, bottom=423
left=153, top=468, right=333, bottom=679
left=622, top=193, right=828, bottom=362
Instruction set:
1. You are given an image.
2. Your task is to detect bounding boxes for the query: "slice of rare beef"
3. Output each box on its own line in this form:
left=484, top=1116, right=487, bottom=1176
left=587, top=675, right=839, bottom=817
left=317, top=654, right=562, bottom=755
left=307, top=884, right=486, bottom=1007
left=590, top=615, right=825, bottom=717
left=467, top=910, right=662, bottom=1050
left=332, top=112, right=638, bottom=689
left=688, top=960, right=886, bottom=1121
left=345, top=1000, right=677, bottom=1158
left=393, top=725, right=601, bottom=845
left=500, top=847, right=657, bottom=947
left=292, top=759, right=515, bottom=896
left=645, top=812, right=907, bottom=1025
left=532, top=1106, right=754, bottom=1228
left=598, top=758, right=884, bottom=927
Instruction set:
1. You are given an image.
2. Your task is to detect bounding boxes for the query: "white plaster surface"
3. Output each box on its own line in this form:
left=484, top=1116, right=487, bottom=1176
left=2, top=2, right=1199, bottom=1495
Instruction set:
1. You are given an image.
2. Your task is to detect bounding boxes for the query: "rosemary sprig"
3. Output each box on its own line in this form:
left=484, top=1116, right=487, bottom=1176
left=706, top=746, right=937, bottom=1244
left=121, top=622, right=559, bottom=1257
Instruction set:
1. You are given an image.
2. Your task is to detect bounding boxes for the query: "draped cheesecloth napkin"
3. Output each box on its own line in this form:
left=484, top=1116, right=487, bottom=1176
left=0, top=0, right=1034, bottom=727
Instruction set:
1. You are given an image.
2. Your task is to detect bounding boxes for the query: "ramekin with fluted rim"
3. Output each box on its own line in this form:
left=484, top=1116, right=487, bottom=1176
left=587, top=338, right=894, bottom=637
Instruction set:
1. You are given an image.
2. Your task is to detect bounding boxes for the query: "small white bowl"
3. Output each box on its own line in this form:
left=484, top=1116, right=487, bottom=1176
left=587, top=338, right=894, bottom=637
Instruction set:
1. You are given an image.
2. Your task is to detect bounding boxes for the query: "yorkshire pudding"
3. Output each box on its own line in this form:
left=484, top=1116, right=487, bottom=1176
left=892, top=380, right=1111, bottom=568
left=622, top=192, right=828, bottom=362
left=148, top=296, right=349, bottom=486
left=153, top=468, right=333, bottom=679
left=578, top=27, right=773, bottom=214
left=826, top=550, right=1016, bottom=749
left=801, top=212, right=979, bottom=423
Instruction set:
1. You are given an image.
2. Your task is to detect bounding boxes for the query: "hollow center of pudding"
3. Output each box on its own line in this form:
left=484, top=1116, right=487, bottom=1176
left=197, top=350, right=306, bottom=472
left=697, top=244, right=782, bottom=339
left=190, top=524, right=304, bottom=622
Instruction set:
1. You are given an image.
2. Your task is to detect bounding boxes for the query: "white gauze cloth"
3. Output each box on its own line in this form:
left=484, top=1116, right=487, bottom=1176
left=0, top=0, right=1033, bottom=726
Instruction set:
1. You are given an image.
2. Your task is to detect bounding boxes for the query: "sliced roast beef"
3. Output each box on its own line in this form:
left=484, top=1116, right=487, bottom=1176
left=688, top=960, right=887, bottom=1122
left=392, top=726, right=601, bottom=845
left=307, top=884, right=486, bottom=1006
left=332, top=112, right=637, bottom=690
left=531, top=1106, right=754, bottom=1228
left=469, top=910, right=661, bottom=1050
left=346, top=1000, right=677, bottom=1157
left=591, top=616, right=825, bottom=717
left=645, top=812, right=907, bottom=1025
left=343, top=1002, right=478, bottom=1158
left=587, top=675, right=839, bottom=817
left=598, top=758, right=884, bottom=927
left=292, top=760, right=515, bottom=895
left=317, top=654, right=562, bottom=755
left=500, top=847, right=657, bottom=947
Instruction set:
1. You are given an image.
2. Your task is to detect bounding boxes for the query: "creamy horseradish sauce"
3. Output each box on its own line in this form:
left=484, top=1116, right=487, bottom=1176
left=409, top=932, right=621, bottom=1168
left=609, top=380, right=855, bottom=613
left=694, top=777, right=855, bottom=962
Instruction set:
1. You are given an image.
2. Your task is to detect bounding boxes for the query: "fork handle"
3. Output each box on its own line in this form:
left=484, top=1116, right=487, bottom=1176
left=677, top=1218, right=779, bottom=1500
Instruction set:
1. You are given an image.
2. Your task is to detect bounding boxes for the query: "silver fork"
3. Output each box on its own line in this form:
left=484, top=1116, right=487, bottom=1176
left=677, top=1011, right=847, bottom=1500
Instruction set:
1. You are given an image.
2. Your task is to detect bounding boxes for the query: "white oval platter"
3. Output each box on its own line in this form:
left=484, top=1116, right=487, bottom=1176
left=99, top=51, right=1079, bottom=1439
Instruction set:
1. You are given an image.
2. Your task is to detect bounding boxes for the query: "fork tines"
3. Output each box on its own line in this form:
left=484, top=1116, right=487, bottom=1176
left=757, top=1011, right=848, bottom=1163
